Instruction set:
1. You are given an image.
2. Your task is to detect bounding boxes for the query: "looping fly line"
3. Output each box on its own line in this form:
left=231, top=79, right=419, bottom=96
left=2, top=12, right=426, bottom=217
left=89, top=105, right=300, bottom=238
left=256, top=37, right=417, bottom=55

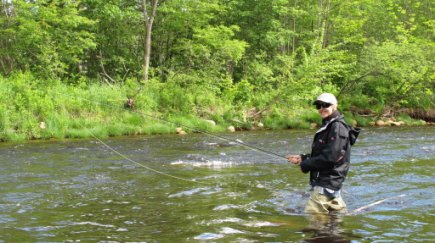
left=66, top=93, right=287, bottom=185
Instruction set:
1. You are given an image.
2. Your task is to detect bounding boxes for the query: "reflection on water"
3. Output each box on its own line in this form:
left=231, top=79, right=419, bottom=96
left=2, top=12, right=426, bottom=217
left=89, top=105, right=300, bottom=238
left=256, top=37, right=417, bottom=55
left=0, top=126, right=434, bottom=242
left=302, top=214, right=352, bottom=243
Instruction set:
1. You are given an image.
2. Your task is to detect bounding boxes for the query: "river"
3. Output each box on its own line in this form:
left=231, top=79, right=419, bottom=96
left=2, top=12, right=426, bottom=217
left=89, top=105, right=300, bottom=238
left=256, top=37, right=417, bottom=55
left=0, top=126, right=434, bottom=242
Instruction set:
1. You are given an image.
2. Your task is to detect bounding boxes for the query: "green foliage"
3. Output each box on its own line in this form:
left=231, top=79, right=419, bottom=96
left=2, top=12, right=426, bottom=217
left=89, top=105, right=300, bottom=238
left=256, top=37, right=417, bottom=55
left=286, top=117, right=311, bottom=129
left=395, top=114, right=426, bottom=126
left=357, top=41, right=433, bottom=110
left=244, top=54, right=275, bottom=90
left=263, top=115, right=289, bottom=130
left=80, top=0, right=143, bottom=80
left=301, top=110, right=322, bottom=124
left=156, top=80, right=194, bottom=114
left=193, top=25, right=247, bottom=63
left=232, top=79, right=254, bottom=105
left=0, top=72, right=58, bottom=140
left=1, top=0, right=96, bottom=79
left=0, top=0, right=433, bottom=141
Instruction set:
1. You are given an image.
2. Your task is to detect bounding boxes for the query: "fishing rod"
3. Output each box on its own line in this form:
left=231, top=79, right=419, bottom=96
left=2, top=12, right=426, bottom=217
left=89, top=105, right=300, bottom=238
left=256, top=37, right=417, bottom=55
left=51, top=92, right=289, bottom=185
left=68, top=94, right=288, bottom=161
left=47, top=93, right=406, bottom=215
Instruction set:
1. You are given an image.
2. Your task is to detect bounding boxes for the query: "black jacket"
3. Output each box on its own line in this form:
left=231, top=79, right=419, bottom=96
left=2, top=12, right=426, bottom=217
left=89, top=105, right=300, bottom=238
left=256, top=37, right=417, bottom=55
left=300, top=112, right=360, bottom=191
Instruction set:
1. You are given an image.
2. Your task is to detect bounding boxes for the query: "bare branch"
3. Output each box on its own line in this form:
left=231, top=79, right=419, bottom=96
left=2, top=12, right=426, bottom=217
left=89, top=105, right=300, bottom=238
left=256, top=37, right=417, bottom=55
left=98, top=50, right=116, bottom=85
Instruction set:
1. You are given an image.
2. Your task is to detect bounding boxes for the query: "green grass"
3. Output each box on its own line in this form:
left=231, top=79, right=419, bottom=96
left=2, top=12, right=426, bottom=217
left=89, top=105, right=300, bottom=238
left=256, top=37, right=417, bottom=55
left=286, top=117, right=311, bottom=129
left=0, top=73, right=431, bottom=142
left=301, top=110, right=321, bottom=125
left=142, top=123, right=173, bottom=135
left=263, top=115, right=288, bottom=130
left=396, top=114, right=427, bottom=125
left=352, top=115, right=371, bottom=127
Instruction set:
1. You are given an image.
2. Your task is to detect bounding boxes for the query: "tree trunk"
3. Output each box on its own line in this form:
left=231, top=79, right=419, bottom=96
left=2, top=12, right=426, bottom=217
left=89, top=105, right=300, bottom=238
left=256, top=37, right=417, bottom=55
left=322, top=0, right=331, bottom=48
left=144, top=24, right=152, bottom=82
left=142, top=0, right=159, bottom=83
left=292, top=0, right=297, bottom=53
left=317, top=0, right=330, bottom=48
left=0, top=0, right=15, bottom=75
left=317, top=0, right=323, bottom=31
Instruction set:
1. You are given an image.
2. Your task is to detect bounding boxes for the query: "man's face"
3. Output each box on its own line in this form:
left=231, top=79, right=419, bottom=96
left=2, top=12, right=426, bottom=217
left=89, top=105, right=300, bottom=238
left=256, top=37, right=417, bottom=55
left=315, top=102, right=336, bottom=119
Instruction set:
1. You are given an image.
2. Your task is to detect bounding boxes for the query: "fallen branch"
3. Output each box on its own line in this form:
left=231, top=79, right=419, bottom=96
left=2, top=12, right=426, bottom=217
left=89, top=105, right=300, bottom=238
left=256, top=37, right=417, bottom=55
left=349, top=194, right=406, bottom=215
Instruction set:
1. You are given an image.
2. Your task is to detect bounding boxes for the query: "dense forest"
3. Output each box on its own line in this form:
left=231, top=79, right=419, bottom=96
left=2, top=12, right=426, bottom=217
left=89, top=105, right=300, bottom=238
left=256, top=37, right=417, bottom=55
left=0, top=0, right=434, bottom=141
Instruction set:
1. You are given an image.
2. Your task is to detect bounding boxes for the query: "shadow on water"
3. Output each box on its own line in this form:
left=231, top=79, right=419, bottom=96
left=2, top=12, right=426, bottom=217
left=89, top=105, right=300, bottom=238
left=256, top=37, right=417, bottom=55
left=301, top=214, right=357, bottom=243
left=0, top=126, right=434, bottom=241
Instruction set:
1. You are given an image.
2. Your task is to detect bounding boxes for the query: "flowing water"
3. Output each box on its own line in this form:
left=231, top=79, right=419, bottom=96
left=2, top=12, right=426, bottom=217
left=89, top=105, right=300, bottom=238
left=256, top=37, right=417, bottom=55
left=0, top=126, right=434, bottom=242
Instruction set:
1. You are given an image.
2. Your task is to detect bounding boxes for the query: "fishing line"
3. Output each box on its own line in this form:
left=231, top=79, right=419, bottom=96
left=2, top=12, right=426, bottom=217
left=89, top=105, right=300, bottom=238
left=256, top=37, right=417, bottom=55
left=57, top=91, right=287, bottom=186
left=67, top=93, right=288, bottom=161
left=83, top=125, right=211, bottom=185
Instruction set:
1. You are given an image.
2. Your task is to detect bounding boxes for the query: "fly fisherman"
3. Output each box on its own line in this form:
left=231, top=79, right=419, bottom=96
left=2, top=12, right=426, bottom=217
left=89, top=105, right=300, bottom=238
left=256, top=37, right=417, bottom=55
left=287, top=93, right=360, bottom=214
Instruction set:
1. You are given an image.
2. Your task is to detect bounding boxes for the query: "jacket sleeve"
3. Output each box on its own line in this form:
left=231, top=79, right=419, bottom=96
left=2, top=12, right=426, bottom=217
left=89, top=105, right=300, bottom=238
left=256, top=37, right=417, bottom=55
left=300, top=153, right=311, bottom=161
left=300, top=122, right=349, bottom=173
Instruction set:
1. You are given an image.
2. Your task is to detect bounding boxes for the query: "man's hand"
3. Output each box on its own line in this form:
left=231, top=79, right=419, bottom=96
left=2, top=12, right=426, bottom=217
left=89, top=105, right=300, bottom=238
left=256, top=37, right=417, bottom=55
left=286, top=155, right=302, bottom=166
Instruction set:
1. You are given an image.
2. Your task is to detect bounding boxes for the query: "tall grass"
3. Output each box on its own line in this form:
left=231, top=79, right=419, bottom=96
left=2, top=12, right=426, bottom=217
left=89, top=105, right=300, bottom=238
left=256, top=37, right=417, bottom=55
left=0, top=72, right=429, bottom=142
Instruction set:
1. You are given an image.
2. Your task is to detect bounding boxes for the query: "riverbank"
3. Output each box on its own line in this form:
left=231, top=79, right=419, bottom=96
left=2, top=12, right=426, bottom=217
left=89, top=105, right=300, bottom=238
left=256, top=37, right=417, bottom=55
left=0, top=73, right=432, bottom=142
left=1, top=99, right=431, bottom=143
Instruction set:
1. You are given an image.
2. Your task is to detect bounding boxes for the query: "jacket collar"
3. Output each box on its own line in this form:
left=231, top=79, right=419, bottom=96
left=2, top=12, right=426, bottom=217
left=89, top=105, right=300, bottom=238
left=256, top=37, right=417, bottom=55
left=322, top=110, right=340, bottom=123
left=316, top=111, right=343, bottom=134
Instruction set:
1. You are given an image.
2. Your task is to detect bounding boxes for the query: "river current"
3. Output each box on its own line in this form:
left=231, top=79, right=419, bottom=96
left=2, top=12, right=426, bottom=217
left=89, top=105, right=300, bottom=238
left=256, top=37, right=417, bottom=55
left=0, top=126, right=434, bottom=242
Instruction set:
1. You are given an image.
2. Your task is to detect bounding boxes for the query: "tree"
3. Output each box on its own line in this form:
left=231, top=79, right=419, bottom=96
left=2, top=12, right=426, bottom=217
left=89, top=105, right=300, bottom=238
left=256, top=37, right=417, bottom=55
left=0, top=0, right=15, bottom=75
left=151, top=0, right=225, bottom=79
left=142, top=0, right=161, bottom=82
left=0, top=0, right=95, bottom=79
left=80, top=0, right=143, bottom=83
left=352, top=41, right=433, bottom=110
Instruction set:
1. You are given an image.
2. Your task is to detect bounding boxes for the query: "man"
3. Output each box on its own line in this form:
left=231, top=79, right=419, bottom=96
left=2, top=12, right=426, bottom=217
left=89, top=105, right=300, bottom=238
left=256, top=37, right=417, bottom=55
left=287, top=93, right=360, bottom=214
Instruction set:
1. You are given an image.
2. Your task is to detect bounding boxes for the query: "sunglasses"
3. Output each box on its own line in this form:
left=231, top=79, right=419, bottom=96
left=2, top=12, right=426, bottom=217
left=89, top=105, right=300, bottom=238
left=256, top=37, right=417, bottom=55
left=315, top=103, right=332, bottom=109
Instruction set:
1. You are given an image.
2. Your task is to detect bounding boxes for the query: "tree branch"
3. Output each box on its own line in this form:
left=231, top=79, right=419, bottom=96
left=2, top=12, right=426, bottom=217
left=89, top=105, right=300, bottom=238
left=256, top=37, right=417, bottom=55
left=98, top=50, right=115, bottom=85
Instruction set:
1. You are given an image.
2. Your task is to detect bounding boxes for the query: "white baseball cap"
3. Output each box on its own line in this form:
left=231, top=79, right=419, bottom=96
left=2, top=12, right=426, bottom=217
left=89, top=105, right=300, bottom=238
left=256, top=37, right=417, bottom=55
left=313, top=93, right=337, bottom=105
